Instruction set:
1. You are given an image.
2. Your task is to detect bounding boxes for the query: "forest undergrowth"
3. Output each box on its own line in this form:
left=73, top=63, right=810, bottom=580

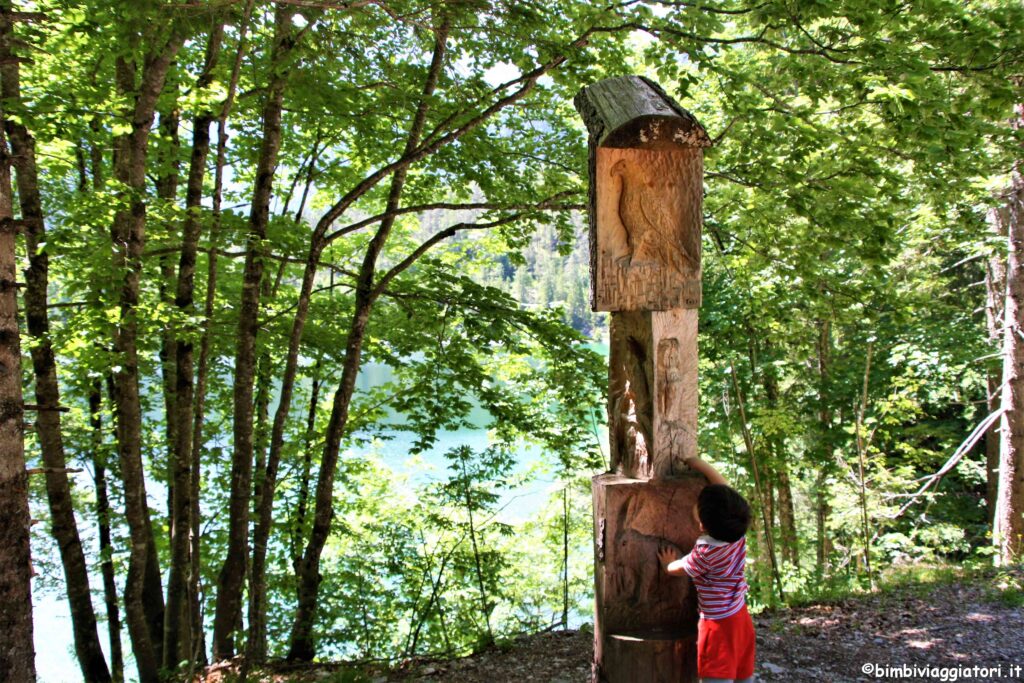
left=195, top=564, right=1024, bottom=683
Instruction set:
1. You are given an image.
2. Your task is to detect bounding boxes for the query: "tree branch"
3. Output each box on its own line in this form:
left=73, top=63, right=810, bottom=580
left=324, top=194, right=584, bottom=243
left=370, top=193, right=575, bottom=299
left=310, top=23, right=607, bottom=242
left=650, top=0, right=768, bottom=15
left=881, top=407, right=1006, bottom=528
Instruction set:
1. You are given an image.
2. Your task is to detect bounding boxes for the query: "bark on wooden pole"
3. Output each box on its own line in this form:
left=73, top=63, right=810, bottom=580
left=575, top=75, right=710, bottom=683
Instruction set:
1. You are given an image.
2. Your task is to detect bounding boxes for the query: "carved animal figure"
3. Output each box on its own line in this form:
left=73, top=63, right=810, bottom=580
left=610, top=157, right=697, bottom=275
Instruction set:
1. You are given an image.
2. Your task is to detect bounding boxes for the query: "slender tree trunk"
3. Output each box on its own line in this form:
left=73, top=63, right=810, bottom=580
left=987, top=205, right=1009, bottom=527
left=775, top=457, right=798, bottom=566
left=188, top=15, right=251, bottom=672
left=995, top=103, right=1024, bottom=564
left=987, top=369, right=1003, bottom=526
left=287, top=18, right=450, bottom=660
left=289, top=304, right=371, bottom=661
left=188, top=7, right=254, bottom=668
left=855, top=342, right=874, bottom=585
left=85, top=104, right=125, bottom=682
left=91, top=386, right=125, bottom=683
left=156, top=108, right=180, bottom=553
left=110, top=32, right=183, bottom=682
left=251, top=263, right=286, bottom=500
left=243, top=265, right=283, bottom=665
left=2, top=39, right=112, bottom=682
left=164, top=20, right=225, bottom=671
left=187, top=237, right=213, bottom=670
left=291, top=363, right=321, bottom=569
left=213, top=4, right=297, bottom=658
left=248, top=142, right=322, bottom=665
left=562, top=486, right=569, bottom=629
left=815, top=316, right=833, bottom=575
left=460, top=456, right=494, bottom=645
left=0, top=90, right=35, bottom=683
left=729, top=362, right=784, bottom=600
left=760, top=364, right=798, bottom=565
left=405, top=534, right=451, bottom=657
left=186, top=162, right=219, bottom=670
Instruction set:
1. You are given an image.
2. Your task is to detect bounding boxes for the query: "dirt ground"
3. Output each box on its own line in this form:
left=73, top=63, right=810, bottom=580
left=201, top=572, right=1024, bottom=683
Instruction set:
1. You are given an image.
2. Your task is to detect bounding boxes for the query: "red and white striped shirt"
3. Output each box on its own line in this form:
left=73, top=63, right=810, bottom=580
left=680, top=535, right=748, bottom=620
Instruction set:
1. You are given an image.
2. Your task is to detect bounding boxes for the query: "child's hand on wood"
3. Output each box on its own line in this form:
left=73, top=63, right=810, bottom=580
left=657, top=543, right=679, bottom=573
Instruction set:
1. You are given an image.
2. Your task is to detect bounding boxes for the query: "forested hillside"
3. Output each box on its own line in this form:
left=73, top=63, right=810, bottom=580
left=470, top=218, right=603, bottom=338
left=0, top=1, right=1022, bottom=682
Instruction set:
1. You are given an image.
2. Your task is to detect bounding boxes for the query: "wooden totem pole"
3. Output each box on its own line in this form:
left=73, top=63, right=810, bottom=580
left=575, top=76, right=711, bottom=682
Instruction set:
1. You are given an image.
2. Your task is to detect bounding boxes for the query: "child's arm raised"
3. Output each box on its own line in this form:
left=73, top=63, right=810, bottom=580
left=685, top=455, right=728, bottom=486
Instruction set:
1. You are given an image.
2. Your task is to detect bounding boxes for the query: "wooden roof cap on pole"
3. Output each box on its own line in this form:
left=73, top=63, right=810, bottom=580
left=574, top=76, right=711, bottom=150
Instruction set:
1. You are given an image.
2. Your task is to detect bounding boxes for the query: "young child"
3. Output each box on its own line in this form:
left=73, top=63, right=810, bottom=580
left=657, top=456, right=755, bottom=683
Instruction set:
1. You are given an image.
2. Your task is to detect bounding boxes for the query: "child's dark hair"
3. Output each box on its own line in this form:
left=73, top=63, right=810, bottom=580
left=697, top=484, right=751, bottom=543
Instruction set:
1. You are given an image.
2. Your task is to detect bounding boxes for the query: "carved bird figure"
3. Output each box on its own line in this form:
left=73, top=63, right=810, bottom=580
left=610, top=157, right=698, bottom=275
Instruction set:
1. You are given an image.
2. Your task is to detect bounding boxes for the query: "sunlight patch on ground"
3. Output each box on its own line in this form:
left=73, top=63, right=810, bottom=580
left=964, top=612, right=995, bottom=622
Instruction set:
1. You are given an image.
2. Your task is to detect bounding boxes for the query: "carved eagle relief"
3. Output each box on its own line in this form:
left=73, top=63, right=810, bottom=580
left=594, top=147, right=703, bottom=311
left=609, top=156, right=698, bottom=277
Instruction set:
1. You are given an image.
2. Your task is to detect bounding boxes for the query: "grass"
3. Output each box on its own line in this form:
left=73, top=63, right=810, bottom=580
left=751, top=559, right=1011, bottom=614
left=983, top=567, right=1024, bottom=608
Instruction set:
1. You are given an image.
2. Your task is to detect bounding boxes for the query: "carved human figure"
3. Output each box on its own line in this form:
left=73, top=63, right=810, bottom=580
left=657, top=338, right=682, bottom=415
left=610, top=157, right=697, bottom=276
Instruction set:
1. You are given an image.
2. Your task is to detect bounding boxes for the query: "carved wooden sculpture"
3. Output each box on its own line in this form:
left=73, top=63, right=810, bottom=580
left=575, top=76, right=711, bottom=682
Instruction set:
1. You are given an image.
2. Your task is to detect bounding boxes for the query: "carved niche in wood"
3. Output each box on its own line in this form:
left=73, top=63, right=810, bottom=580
left=652, top=309, right=699, bottom=473
left=654, top=336, right=694, bottom=469
left=609, top=313, right=654, bottom=479
left=595, top=147, right=702, bottom=311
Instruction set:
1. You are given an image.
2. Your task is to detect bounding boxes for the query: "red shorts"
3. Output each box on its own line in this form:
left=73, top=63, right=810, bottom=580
left=696, top=605, right=756, bottom=680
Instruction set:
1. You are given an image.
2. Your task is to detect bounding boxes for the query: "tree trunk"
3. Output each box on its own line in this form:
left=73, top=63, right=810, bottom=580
left=291, top=364, right=322, bottom=568
left=995, top=103, right=1024, bottom=564
left=288, top=302, right=373, bottom=661
left=188, top=7, right=253, bottom=668
left=288, top=19, right=449, bottom=659
left=164, top=20, right=225, bottom=671
left=2, top=37, right=112, bottom=682
left=110, top=33, right=183, bottom=682
left=775, top=460, right=798, bottom=566
left=987, top=205, right=1009, bottom=527
left=758, top=357, right=798, bottom=566
left=156, top=107, right=180, bottom=553
left=213, top=4, right=296, bottom=658
left=248, top=141, right=322, bottom=665
left=987, top=369, right=1003, bottom=526
left=91, top=385, right=125, bottom=683
left=0, top=98, right=35, bottom=683
left=815, top=316, right=833, bottom=575
left=460, top=455, right=495, bottom=645
left=86, top=108, right=124, bottom=682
